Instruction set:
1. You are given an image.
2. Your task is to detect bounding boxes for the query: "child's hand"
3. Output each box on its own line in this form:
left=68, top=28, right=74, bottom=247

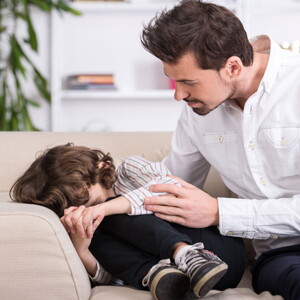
left=61, top=205, right=105, bottom=238
left=68, top=214, right=103, bottom=256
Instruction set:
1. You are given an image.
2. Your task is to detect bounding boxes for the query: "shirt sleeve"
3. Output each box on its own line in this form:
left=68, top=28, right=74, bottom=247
left=218, top=195, right=300, bottom=239
left=164, top=105, right=211, bottom=189
left=114, top=155, right=180, bottom=215
left=89, top=260, right=114, bottom=285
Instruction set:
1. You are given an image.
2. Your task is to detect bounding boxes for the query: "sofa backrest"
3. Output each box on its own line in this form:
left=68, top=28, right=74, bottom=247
left=0, top=132, right=171, bottom=193
left=0, top=131, right=231, bottom=198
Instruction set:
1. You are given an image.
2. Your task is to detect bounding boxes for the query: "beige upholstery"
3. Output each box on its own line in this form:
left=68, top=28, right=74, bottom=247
left=0, top=202, right=91, bottom=300
left=0, top=132, right=283, bottom=300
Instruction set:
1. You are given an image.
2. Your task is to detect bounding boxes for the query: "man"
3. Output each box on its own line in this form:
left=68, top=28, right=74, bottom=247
left=141, top=1, right=300, bottom=300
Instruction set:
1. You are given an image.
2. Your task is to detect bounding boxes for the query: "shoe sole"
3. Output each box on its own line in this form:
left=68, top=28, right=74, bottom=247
left=193, top=263, right=228, bottom=297
left=151, top=268, right=190, bottom=300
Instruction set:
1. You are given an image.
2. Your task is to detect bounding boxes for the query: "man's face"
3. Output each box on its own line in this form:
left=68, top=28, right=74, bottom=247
left=163, top=52, right=237, bottom=115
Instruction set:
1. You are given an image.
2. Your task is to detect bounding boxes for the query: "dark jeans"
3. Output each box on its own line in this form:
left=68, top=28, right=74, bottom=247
left=90, top=214, right=246, bottom=290
left=252, top=244, right=300, bottom=300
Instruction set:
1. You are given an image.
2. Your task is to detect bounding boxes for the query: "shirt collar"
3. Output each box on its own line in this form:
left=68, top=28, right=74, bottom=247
left=251, top=35, right=282, bottom=94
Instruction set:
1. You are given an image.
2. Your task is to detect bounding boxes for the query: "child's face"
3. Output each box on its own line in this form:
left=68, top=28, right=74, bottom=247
left=86, top=183, right=106, bottom=207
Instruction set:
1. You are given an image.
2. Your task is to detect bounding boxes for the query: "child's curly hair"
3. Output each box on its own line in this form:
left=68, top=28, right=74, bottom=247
left=10, top=143, right=116, bottom=217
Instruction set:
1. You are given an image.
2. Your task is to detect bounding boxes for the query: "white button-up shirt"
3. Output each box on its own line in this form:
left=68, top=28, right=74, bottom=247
left=164, top=36, right=300, bottom=258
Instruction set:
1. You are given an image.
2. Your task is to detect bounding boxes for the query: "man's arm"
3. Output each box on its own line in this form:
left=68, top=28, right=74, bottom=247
left=145, top=175, right=300, bottom=240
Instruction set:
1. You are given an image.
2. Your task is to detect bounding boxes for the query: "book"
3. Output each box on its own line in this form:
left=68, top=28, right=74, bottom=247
left=66, top=74, right=116, bottom=90
left=68, top=74, right=114, bottom=84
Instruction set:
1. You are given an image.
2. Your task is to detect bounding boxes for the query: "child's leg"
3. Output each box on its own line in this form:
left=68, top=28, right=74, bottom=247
left=99, top=214, right=193, bottom=259
left=89, top=228, right=158, bottom=290
left=97, top=214, right=230, bottom=298
left=171, top=223, right=246, bottom=290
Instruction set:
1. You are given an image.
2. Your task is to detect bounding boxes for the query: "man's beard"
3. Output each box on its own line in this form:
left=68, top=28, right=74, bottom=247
left=184, top=84, right=237, bottom=116
left=185, top=99, right=226, bottom=116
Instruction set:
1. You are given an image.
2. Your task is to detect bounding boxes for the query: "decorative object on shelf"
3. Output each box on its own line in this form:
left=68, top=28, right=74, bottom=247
left=169, top=79, right=176, bottom=90
left=0, top=1, right=80, bottom=131
left=280, top=40, right=300, bottom=53
left=66, top=74, right=116, bottom=90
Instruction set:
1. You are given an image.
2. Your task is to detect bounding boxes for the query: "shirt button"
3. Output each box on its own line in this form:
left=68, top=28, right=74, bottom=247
left=249, top=105, right=253, bottom=115
left=280, top=138, right=285, bottom=145
left=226, top=231, right=233, bottom=236
left=260, top=178, right=266, bottom=186
left=271, top=235, right=279, bottom=239
left=219, top=135, right=224, bottom=143
left=265, top=82, right=270, bottom=90
left=248, top=142, right=254, bottom=150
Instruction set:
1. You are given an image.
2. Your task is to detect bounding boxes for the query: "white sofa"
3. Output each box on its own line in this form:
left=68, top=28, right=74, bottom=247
left=0, top=132, right=283, bottom=300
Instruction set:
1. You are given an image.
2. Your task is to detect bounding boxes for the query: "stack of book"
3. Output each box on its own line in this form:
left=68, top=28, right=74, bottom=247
left=66, top=74, right=116, bottom=90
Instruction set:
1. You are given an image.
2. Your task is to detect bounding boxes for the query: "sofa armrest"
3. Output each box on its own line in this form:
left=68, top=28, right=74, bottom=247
left=0, top=197, right=91, bottom=300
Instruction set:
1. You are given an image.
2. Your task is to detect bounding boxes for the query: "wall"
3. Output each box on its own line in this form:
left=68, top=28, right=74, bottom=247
left=23, top=0, right=300, bottom=131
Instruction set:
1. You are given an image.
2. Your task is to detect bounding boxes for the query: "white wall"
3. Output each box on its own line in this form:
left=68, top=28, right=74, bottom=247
left=24, top=0, right=300, bottom=131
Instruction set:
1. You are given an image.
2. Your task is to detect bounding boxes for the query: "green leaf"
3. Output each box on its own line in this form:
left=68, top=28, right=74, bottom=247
left=33, top=68, right=51, bottom=102
left=27, top=0, right=52, bottom=12
left=9, top=36, right=27, bottom=77
left=14, top=12, right=27, bottom=21
left=26, top=98, right=41, bottom=108
left=0, top=0, right=80, bottom=131
left=55, top=0, right=81, bottom=15
left=20, top=0, right=38, bottom=51
left=0, top=25, right=6, bottom=33
left=0, top=82, right=7, bottom=130
left=10, top=109, right=21, bottom=131
left=21, top=104, right=39, bottom=131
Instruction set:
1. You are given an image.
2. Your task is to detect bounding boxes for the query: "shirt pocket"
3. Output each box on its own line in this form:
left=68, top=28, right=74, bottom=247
left=262, top=125, right=300, bottom=177
left=203, top=131, right=243, bottom=183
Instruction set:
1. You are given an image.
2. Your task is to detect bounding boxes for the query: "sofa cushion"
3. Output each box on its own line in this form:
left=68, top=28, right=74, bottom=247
left=0, top=200, right=91, bottom=300
left=89, top=285, right=283, bottom=300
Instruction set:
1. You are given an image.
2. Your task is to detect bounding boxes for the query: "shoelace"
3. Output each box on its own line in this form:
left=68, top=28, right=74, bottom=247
left=178, top=249, right=208, bottom=277
left=142, top=258, right=172, bottom=287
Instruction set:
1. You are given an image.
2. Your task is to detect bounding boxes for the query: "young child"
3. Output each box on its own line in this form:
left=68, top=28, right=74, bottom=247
left=10, top=143, right=228, bottom=300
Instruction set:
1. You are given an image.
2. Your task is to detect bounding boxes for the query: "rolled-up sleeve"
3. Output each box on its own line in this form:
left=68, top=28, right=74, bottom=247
left=115, top=156, right=180, bottom=215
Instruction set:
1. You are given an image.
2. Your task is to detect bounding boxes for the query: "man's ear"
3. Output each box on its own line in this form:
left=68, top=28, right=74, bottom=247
left=225, top=56, right=243, bottom=78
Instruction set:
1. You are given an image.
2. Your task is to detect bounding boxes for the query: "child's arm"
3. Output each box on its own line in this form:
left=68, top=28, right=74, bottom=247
left=99, top=195, right=132, bottom=216
left=61, top=196, right=131, bottom=239
left=115, top=156, right=181, bottom=215
left=61, top=207, right=113, bottom=284
left=61, top=206, right=103, bottom=274
left=69, top=227, right=99, bottom=277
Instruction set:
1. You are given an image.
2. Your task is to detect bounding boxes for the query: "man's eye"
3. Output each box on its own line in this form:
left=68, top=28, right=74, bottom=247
left=185, top=82, right=196, bottom=86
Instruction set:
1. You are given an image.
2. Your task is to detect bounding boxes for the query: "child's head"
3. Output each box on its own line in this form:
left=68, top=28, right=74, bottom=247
left=10, top=143, right=116, bottom=217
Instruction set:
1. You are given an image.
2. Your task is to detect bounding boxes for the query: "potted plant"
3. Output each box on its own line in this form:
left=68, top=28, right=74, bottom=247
left=0, top=0, right=80, bottom=130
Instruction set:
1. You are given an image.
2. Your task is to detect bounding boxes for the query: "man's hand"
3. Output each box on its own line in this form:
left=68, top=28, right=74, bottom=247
left=144, top=175, right=219, bottom=228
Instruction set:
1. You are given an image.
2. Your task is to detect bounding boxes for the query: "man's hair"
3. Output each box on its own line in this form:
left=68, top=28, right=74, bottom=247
left=141, top=0, right=253, bottom=70
left=10, top=144, right=116, bottom=217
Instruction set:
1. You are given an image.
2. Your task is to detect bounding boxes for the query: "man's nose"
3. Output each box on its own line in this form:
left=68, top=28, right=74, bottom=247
left=174, top=84, right=189, bottom=101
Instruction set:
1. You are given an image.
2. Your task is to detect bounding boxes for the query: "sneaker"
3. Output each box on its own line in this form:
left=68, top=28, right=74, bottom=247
left=142, top=258, right=190, bottom=300
left=177, top=243, right=228, bottom=298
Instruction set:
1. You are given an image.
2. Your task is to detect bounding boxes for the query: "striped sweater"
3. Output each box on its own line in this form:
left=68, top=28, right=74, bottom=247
left=115, top=155, right=180, bottom=215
